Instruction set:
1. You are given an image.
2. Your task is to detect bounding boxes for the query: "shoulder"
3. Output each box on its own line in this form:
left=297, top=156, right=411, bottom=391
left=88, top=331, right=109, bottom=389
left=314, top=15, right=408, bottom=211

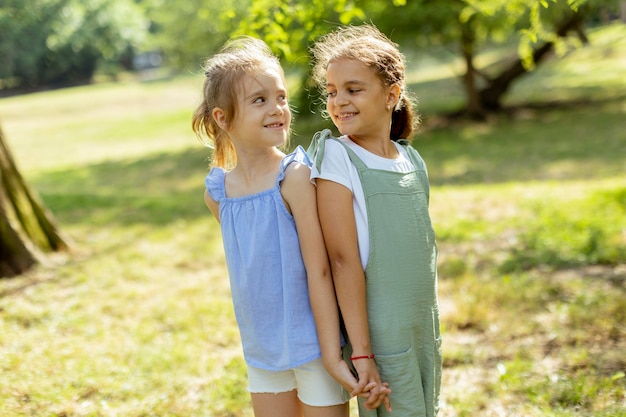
left=205, top=167, right=227, bottom=201
left=396, top=140, right=427, bottom=170
left=320, top=137, right=352, bottom=165
left=205, top=167, right=226, bottom=191
left=283, top=158, right=313, bottom=190
left=307, top=129, right=346, bottom=168
left=283, top=145, right=312, bottom=168
left=207, top=166, right=227, bottom=178
left=326, top=136, right=351, bottom=151
left=281, top=146, right=313, bottom=186
left=311, top=136, right=357, bottom=187
left=281, top=157, right=315, bottom=213
left=393, top=141, right=412, bottom=161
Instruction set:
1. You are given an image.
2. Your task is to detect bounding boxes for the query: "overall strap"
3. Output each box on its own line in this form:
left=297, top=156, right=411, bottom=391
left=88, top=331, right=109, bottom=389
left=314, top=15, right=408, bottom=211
left=306, top=129, right=332, bottom=173
left=399, top=141, right=430, bottom=201
left=307, top=129, right=368, bottom=172
left=333, top=140, right=368, bottom=171
left=400, top=141, right=426, bottom=170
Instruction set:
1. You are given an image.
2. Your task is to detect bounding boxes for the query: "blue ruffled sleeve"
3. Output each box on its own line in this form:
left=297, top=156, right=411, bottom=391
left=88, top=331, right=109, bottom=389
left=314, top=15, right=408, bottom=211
left=205, top=167, right=226, bottom=202
left=276, top=146, right=312, bottom=184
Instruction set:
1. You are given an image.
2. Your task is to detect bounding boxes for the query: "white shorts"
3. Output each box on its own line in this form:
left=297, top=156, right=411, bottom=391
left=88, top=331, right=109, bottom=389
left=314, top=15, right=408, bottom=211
left=247, top=357, right=350, bottom=407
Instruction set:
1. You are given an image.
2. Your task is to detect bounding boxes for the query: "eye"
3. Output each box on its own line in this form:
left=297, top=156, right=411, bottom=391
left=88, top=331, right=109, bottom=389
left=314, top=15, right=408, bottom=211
left=278, top=94, right=287, bottom=102
left=326, top=90, right=337, bottom=98
left=253, top=96, right=265, bottom=103
left=349, top=88, right=361, bottom=94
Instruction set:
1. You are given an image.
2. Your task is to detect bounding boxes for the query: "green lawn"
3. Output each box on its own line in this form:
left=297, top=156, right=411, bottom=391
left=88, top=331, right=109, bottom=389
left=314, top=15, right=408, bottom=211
left=0, top=23, right=624, bottom=417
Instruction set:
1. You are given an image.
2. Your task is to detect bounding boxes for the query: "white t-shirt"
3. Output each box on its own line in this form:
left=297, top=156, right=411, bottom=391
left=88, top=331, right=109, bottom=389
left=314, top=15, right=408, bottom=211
left=310, top=135, right=415, bottom=268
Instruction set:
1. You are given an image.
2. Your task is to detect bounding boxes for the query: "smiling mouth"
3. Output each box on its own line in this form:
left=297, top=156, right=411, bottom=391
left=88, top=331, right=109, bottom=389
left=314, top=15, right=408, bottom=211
left=336, top=113, right=357, bottom=120
left=264, top=122, right=284, bottom=128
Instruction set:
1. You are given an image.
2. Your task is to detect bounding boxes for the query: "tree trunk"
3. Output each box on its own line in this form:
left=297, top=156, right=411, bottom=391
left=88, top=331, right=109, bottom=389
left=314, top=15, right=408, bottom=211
left=0, top=124, right=71, bottom=278
left=477, top=11, right=586, bottom=112
left=460, top=21, right=486, bottom=120
left=0, top=194, right=37, bottom=277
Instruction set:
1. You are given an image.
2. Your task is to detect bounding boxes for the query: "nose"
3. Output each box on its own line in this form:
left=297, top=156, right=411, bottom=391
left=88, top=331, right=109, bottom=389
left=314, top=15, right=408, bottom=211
left=333, top=91, right=349, bottom=107
left=269, top=100, right=285, bottom=116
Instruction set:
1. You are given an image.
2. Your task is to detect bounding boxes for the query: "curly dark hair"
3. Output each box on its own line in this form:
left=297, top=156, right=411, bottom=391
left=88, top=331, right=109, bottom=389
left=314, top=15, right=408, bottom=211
left=310, top=24, right=419, bottom=140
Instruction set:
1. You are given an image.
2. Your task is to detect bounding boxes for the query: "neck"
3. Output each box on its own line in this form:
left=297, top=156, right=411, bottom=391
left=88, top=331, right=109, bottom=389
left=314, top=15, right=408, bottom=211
left=231, top=147, right=284, bottom=183
left=348, top=133, right=397, bottom=158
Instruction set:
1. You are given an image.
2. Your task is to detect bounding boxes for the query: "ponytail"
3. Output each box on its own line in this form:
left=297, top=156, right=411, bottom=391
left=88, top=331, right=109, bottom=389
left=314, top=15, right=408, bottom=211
left=192, top=97, right=236, bottom=169
left=390, top=94, right=420, bottom=141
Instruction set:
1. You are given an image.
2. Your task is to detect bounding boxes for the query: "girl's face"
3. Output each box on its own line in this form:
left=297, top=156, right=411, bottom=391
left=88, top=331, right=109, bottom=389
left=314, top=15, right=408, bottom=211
left=226, top=67, right=291, bottom=149
left=325, top=59, right=396, bottom=142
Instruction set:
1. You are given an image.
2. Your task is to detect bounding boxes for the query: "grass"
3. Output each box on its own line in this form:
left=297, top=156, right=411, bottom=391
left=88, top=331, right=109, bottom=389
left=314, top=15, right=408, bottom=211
left=1, top=23, right=625, bottom=417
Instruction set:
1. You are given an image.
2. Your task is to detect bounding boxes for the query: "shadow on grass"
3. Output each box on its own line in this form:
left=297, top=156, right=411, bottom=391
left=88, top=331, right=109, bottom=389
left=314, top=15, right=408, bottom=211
left=415, top=103, right=625, bottom=186
left=33, top=146, right=211, bottom=227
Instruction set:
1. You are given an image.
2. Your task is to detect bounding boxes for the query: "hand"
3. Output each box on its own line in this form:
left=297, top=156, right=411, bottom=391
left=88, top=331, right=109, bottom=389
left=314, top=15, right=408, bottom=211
left=351, top=357, right=392, bottom=412
left=362, top=381, right=391, bottom=412
left=324, top=356, right=359, bottom=394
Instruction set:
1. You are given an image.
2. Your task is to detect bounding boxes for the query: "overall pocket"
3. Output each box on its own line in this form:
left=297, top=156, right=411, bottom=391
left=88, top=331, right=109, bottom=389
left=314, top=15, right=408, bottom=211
left=374, top=345, right=426, bottom=416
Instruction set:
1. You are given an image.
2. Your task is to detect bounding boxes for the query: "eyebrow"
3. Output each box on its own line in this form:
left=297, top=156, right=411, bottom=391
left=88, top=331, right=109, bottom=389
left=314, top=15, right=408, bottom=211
left=246, top=89, right=266, bottom=100
left=326, top=80, right=367, bottom=88
left=245, top=87, right=287, bottom=100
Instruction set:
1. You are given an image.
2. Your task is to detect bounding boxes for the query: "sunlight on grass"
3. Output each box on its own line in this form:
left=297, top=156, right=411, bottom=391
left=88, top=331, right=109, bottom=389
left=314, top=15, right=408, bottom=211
left=507, top=22, right=626, bottom=105
left=0, top=77, right=204, bottom=174
left=0, top=217, right=244, bottom=416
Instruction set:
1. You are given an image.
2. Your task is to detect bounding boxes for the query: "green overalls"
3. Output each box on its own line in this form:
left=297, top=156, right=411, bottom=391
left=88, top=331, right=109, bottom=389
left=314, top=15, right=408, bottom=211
left=309, top=130, right=442, bottom=417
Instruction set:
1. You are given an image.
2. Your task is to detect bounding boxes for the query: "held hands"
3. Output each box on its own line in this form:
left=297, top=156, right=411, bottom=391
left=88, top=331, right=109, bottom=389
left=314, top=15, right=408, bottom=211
left=325, top=355, right=392, bottom=412
left=350, top=354, right=392, bottom=412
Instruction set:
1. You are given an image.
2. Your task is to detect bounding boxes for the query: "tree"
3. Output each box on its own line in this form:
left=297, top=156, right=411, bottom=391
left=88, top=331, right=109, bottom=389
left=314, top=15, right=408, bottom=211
left=0, top=0, right=147, bottom=91
left=135, top=0, right=620, bottom=118
left=385, top=0, right=620, bottom=117
left=139, top=0, right=252, bottom=71
left=209, top=0, right=619, bottom=118
left=318, top=0, right=595, bottom=117
left=141, top=0, right=364, bottom=69
left=141, top=0, right=368, bottom=111
left=0, top=124, right=70, bottom=277
left=442, top=0, right=599, bottom=117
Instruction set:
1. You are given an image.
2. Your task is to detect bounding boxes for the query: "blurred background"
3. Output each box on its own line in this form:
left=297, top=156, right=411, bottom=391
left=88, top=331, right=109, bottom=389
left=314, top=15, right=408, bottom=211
left=1, top=0, right=624, bottom=116
left=0, top=1, right=625, bottom=416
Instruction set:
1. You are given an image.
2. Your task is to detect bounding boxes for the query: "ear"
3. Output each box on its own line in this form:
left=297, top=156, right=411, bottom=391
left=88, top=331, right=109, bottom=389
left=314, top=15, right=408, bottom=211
left=386, top=84, right=401, bottom=110
left=212, top=107, right=228, bottom=130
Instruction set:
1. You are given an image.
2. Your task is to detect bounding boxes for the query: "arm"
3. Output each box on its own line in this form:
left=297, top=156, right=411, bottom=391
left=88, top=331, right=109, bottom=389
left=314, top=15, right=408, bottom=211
left=281, top=162, right=358, bottom=394
left=316, top=178, right=391, bottom=411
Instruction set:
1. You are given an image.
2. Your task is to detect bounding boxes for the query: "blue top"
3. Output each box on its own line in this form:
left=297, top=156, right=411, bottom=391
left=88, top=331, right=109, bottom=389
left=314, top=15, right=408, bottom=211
left=205, top=146, right=321, bottom=371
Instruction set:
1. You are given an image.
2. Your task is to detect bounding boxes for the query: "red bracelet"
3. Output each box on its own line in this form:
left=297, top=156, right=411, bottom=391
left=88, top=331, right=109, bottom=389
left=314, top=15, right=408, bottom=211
left=350, top=354, right=376, bottom=361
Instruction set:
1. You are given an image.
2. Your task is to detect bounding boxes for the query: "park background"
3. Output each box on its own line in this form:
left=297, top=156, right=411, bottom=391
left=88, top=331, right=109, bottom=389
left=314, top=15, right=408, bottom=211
left=0, top=1, right=625, bottom=416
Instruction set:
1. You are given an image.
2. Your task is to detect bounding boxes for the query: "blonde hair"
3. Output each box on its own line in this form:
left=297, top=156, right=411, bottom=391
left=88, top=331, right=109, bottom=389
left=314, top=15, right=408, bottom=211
left=192, top=37, right=285, bottom=169
left=310, top=24, right=419, bottom=140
